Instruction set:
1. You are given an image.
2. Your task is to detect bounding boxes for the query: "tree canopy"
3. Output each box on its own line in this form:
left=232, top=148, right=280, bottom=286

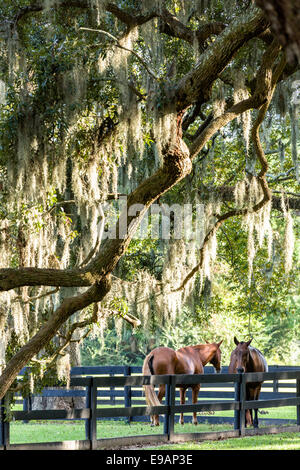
left=0, top=0, right=299, bottom=399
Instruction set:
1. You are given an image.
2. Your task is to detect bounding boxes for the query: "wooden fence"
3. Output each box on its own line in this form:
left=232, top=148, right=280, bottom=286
left=18, top=364, right=300, bottom=426
left=0, top=366, right=300, bottom=450
left=72, top=364, right=300, bottom=424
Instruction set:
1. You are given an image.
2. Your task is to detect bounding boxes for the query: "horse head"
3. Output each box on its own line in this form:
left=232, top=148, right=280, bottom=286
left=206, top=340, right=223, bottom=373
left=228, top=336, right=252, bottom=373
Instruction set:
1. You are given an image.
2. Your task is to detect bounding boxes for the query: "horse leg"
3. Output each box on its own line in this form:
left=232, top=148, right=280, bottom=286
left=245, top=386, right=253, bottom=427
left=152, top=384, right=165, bottom=426
left=247, top=386, right=261, bottom=427
left=179, top=387, right=186, bottom=425
left=192, top=385, right=200, bottom=425
left=253, top=407, right=258, bottom=429
left=253, top=385, right=262, bottom=428
left=244, top=408, right=253, bottom=427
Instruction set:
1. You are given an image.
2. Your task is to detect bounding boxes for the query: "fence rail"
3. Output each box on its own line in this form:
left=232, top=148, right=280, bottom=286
left=17, top=364, right=300, bottom=406
left=1, top=366, right=300, bottom=450
left=13, top=365, right=300, bottom=427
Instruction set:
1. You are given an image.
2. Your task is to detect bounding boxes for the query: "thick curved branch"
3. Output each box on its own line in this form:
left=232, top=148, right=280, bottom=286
left=86, top=124, right=193, bottom=278
left=0, top=276, right=111, bottom=399
left=174, top=8, right=269, bottom=111
left=189, top=40, right=283, bottom=161
left=0, top=267, right=93, bottom=292
left=189, top=96, right=260, bottom=160
left=159, top=7, right=226, bottom=48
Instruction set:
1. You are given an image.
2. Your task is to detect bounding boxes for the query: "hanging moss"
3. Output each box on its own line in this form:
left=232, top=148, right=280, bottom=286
left=289, top=104, right=299, bottom=183
left=233, top=71, right=251, bottom=152
left=283, top=211, right=295, bottom=274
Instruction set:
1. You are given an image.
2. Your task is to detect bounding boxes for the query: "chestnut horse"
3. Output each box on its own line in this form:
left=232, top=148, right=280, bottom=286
left=142, top=340, right=223, bottom=426
left=228, top=337, right=268, bottom=428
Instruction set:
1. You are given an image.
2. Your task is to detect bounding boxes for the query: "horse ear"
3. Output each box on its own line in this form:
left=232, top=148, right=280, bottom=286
left=234, top=336, right=239, bottom=345
left=246, top=338, right=253, bottom=347
left=217, top=340, right=223, bottom=348
left=205, top=340, right=209, bottom=344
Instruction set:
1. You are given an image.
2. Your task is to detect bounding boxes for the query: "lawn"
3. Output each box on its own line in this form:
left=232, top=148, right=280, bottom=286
left=9, top=416, right=299, bottom=448
left=146, top=432, right=300, bottom=450
left=8, top=381, right=299, bottom=449
left=9, top=420, right=162, bottom=444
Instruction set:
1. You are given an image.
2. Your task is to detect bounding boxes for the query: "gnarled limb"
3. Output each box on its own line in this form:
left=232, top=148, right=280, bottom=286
left=174, top=8, right=269, bottom=110
left=0, top=276, right=111, bottom=399
left=0, top=267, right=93, bottom=292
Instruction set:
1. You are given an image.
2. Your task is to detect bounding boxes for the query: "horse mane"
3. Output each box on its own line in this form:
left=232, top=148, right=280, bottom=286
left=249, top=346, right=268, bottom=372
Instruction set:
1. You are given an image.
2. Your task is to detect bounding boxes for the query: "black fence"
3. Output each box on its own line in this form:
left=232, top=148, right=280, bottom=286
left=72, top=365, right=300, bottom=421
left=0, top=365, right=300, bottom=450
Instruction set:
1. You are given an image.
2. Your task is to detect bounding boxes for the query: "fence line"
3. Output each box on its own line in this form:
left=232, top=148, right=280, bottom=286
left=20, top=364, right=300, bottom=424
left=0, top=368, right=300, bottom=450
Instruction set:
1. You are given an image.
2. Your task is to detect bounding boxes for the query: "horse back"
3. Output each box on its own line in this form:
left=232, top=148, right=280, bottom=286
left=175, top=346, right=204, bottom=375
left=148, top=347, right=178, bottom=375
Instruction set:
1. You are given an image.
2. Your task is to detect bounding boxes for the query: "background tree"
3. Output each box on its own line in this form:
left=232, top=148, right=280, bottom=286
left=0, top=0, right=299, bottom=400
left=256, top=0, right=300, bottom=64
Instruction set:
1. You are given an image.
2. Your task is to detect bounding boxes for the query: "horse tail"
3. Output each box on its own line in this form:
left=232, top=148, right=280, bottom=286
left=142, top=353, right=161, bottom=407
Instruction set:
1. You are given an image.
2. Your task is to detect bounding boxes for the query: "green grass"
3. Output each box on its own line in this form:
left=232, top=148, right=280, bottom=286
left=9, top=387, right=298, bottom=448
left=10, top=420, right=230, bottom=444
left=10, top=420, right=86, bottom=443
left=9, top=420, right=162, bottom=444
left=146, top=432, right=300, bottom=450
left=9, top=416, right=298, bottom=447
left=196, top=404, right=296, bottom=421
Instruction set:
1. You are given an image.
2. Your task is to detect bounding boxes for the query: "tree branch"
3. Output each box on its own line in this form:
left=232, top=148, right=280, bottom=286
left=0, top=267, right=92, bottom=292
left=174, top=42, right=286, bottom=293
left=158, top=7, right=226, bottom=49
left=79, top=27, right=159, bottom=80
left=174, top=8, right=269, bottom=111
left=0, top=276, right=111, bottom=399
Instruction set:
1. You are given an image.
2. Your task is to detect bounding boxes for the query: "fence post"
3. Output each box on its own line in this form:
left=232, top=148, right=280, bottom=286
left=23, top=395, right=32, bottom=424
left=110, top=373, right=115, bottom=406
left=273, top=378, right=279, bottom=394
left=239, top=369, right=246, bottom=437
left=164, top=375, right=176, bottom=441
left=234, top=371, right=242, bottom=432
left=85, top=378, right=97, bottom=450
left=124, top=365, right=132, bottom=424
left=296, top=378, right=300, bottom=427
left=85, top=377, right=91, bottom=442
left=0, top=398, right=9, bottom=450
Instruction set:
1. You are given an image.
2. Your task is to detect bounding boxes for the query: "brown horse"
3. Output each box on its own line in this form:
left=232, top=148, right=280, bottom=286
left=228, top=337, right=268, bottom=428
left=142, top=340, right=223, bottom=426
